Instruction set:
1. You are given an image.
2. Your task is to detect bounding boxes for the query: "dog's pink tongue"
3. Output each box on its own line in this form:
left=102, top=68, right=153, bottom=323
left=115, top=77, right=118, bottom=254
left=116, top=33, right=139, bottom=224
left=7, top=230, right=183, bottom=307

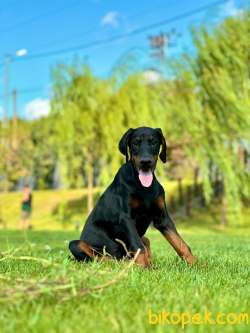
left=138, top=170, right=153, bottom=187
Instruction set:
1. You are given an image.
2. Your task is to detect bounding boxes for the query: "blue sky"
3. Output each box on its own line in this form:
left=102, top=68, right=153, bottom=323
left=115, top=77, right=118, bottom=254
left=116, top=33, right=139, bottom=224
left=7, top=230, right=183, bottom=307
left=0, top=0, right=247, bottom=119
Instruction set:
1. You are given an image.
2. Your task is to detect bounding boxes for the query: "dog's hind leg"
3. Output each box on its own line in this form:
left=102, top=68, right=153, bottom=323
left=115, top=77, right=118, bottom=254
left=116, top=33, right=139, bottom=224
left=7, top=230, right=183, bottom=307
left=69, top=240, right=95, bottom=261
left=141, top=236, right=151, bottom=259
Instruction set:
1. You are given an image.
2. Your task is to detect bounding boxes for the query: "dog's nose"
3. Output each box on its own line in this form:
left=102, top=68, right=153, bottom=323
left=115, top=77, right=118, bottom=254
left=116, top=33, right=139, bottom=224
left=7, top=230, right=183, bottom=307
left=140, top=158, right=153, bottom=169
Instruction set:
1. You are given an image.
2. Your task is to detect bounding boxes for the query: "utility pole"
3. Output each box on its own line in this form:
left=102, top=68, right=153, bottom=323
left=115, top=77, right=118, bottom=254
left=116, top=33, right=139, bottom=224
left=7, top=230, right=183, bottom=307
left=148, top=32, right=167, bottom=62
left=12, top=89, right=18, bottom=149
left=3, top=54, right=11, bottom=126
left=1, top=55, right=11, bottom=192
left=2, top=49, right=27, bottom=126
left=148, top=29, right=180, bottom=64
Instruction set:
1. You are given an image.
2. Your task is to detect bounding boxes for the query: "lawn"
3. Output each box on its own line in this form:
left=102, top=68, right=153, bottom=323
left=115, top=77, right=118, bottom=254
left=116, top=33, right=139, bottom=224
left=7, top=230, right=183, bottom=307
left=0, top=208, right=249, bottom=333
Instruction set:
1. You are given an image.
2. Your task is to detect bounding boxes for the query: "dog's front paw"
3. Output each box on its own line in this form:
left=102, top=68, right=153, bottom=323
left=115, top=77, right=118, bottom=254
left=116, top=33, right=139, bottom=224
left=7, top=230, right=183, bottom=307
left=135, top=252, right=151, bottom=268
left=184, top=254, right=198, bottom=266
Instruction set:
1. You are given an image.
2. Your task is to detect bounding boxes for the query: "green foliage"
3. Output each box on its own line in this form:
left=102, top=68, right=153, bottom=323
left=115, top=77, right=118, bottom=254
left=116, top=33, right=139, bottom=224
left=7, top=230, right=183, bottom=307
left=0, top=12, right=249, bottom=225
left=30, top=117, right=56, bottom=189
left=164, top=12, right=250, bottom=222
left=0, top=121, right=34, bottom=190
left=51, top=64, right=113, bottom=188
left=0, top=117, right=56, bottom=191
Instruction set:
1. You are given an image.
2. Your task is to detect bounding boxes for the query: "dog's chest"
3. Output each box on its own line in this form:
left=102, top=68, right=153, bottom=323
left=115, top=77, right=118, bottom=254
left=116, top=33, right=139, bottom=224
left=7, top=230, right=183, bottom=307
left=130, top=193, right=160, bottom=219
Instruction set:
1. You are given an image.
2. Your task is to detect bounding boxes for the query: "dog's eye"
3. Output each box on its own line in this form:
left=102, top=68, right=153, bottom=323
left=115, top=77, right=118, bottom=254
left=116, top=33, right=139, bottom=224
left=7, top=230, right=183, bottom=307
left=132, top=140, right=140, bottom=147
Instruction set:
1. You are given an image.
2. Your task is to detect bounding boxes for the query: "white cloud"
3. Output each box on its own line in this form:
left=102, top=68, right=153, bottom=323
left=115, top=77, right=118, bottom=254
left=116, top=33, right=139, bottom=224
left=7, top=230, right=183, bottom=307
left=0, top=106, right=3, bottom=118
left=101, top=11, right=119, bottom=27
left=222, top=0, right=244, bottom=17
left=24, top=98, right=50, bottom=119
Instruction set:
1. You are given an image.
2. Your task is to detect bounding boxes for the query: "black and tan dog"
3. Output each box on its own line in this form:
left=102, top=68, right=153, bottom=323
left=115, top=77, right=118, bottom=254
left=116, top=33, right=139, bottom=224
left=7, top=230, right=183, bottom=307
left=69, top=127, right=197, bottom=268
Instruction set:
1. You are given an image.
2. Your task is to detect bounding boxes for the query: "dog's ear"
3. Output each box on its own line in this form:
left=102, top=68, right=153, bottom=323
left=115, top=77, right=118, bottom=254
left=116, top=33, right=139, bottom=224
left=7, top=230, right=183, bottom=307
left=155, top=128, right=167, bottom=163
left=119, top=128, right=134, bottom=161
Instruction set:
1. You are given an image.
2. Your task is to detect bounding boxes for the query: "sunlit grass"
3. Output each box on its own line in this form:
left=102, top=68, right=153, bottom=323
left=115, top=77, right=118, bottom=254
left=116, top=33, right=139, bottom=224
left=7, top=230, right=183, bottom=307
left=0, top=187, right=249, bottom=332
left=0, top=221, right=249, bottom=333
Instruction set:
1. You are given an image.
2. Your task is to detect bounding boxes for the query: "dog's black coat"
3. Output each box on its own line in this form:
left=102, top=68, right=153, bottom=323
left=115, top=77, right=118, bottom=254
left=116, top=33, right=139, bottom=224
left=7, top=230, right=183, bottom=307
left=69, top=127, right=195, bottom=265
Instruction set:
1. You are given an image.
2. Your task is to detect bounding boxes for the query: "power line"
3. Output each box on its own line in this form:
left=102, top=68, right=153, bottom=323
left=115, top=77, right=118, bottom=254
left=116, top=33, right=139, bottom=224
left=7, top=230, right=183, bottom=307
left=17, top=87, right=46, bottom=95
left=12, top=0, right=228, bottom=63
left=32, top=1, right=177, bottom=51
left=0, top=87, right=46, bottom=100
left=0, top=0, right=81, bottom=33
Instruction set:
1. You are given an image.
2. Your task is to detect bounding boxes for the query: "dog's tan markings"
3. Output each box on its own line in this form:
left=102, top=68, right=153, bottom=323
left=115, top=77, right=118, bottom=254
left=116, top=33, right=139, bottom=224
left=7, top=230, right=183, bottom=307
left=163, top=230, right=197, bottom=265
left=134, top=252, right=151, bottom=268
left=131, top=155, right=140, bottom=168
left=78, top=240, right=95, bottom=258
left=78, top=241, right=111, bottom=261
left=155, top=196, right=165, bottom=210
left=130, top=197, right=141, bottom=209
left=141, top=236, right=151, bottom=259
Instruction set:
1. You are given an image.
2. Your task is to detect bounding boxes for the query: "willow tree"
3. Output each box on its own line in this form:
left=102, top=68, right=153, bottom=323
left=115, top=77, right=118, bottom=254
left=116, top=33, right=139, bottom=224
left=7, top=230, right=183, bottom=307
left=51, top=63, right=112, bottom=212
left=101, top=73, right=167, bottom=184
left=165, top=11, right=250, bottom=224
left=0, top=120, right=35, bottom=191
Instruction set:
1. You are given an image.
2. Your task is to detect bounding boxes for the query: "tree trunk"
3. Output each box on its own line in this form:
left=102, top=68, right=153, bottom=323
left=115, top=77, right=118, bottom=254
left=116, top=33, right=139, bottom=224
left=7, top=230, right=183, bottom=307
left=193, top=167, right=199, bottom=196
left=185, top=186, right=192, bottom=216
left=177, top=178, right=183, bottom=205
left=169, top=195, right=176, bottom=214
left=220, top=195, right=228, bottom=227
left=238, top=145, right=244, bottom=164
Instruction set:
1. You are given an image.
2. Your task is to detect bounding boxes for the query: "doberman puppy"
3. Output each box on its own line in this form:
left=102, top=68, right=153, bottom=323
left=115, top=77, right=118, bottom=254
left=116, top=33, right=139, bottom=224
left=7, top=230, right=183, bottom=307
left=69, top=127, right=197, bottom=268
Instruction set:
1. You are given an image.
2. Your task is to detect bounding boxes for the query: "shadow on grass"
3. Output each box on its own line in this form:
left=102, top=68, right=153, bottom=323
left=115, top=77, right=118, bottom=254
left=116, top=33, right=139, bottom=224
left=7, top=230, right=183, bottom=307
left=175, top=203, right=250, bottom=234
left=174, top=206, right=223, bottom=232
left=51, top=192, right=102, bottom=225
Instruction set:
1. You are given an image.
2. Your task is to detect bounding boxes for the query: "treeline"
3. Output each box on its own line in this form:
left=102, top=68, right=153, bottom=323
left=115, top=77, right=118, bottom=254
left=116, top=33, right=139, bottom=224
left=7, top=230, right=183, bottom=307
left=0, top=12, right=249, bottom=223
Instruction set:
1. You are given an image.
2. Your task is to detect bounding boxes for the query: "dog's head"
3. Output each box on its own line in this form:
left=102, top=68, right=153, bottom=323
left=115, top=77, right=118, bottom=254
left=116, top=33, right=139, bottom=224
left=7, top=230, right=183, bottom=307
left=119, top=127, right=167, bottom=187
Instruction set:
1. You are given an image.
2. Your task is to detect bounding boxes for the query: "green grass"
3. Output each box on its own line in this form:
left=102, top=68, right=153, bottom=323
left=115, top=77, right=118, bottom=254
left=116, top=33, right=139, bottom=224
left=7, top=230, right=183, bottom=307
left=0, top=216, right=249, bottom=333
left=1, top=188, right=249, bottom=332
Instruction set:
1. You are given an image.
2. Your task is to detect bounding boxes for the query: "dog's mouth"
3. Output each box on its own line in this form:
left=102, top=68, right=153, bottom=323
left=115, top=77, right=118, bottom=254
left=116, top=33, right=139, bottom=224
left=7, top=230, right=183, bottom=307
left=138, top=169, right=153, bottom=187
